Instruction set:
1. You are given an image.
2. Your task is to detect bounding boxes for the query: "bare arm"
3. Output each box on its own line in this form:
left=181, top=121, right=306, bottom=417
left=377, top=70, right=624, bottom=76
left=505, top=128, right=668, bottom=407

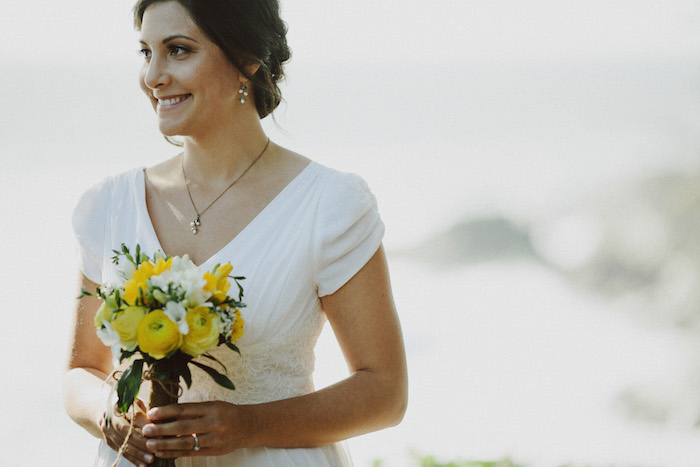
left=63, top=273, right=114, bottom=438
left=63, top=273, right=155, bottom=466
left=143, top=245, right=408, bottom=457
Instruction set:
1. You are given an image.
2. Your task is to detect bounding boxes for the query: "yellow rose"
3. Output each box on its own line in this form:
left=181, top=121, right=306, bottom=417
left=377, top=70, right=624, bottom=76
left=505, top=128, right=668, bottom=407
left=137, top=310, right=182, bottom=359
left=111, top=306, right=147, bottom=351
left=230, top=309, right=244, bottom=342
left=181, top=306, right=221, bottom=357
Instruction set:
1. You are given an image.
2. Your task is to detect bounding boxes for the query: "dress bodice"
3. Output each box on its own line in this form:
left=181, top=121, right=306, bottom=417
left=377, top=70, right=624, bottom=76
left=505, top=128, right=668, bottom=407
left=180, top=309, right=324, bottom=405
left=74, top=161, right=384, bottom=466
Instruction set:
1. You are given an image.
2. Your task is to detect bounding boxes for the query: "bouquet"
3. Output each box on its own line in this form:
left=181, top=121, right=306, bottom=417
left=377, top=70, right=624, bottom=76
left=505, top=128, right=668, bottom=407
left=80, top=244, right=245, bottom=466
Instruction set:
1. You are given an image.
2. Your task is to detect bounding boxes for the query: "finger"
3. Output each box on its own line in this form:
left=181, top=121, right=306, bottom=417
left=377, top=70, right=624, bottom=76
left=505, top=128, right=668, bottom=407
left=105, top=433, right=155, bottom=466
left=146, top=433, right=212, bottom=458
left=103, top=415, right=154, bottom=464
left=134, top=398, right=148, bottom=413
left=115, top=443, right=156, bottom=467
left=152, top=447, right=211, bottom=459
left=143, top=416, right=206, bottom=439
left=147, top=401, right=214, bottom=421
left=112, top=416, right=150, bottom=446
left=133, top=410, right=150, bottom=428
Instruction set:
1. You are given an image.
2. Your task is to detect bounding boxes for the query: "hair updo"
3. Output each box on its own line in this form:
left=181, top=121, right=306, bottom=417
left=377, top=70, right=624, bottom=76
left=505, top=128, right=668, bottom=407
left=133, top=0, right=291, bottom=119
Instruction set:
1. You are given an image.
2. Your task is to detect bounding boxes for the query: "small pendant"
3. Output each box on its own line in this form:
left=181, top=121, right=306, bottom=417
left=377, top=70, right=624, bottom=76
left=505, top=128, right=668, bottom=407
left=190, top=216, right=201, bottom=235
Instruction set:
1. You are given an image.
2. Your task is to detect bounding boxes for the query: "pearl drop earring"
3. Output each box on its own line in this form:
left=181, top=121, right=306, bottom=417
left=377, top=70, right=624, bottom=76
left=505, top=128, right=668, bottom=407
left=238, top=83, right=249, bottom=104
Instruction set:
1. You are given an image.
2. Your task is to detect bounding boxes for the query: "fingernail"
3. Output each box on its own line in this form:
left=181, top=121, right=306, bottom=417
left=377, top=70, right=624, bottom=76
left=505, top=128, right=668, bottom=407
left=146, top=440, right=156, bottom=450
left=144, top=454, right=153, bottom=462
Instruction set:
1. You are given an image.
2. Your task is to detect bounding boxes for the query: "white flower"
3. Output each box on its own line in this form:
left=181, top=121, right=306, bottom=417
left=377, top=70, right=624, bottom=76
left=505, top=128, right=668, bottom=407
left=97, top=321, right=120, bottom=346
left=97, top=321, right=123, bottom=361
left=164, top=301, right=189, bottom=335
left=117, top=260, right=137, bottom=284
left=150, top=256, right=211, bottom=308
left=183, top=286, right=210, bottom=308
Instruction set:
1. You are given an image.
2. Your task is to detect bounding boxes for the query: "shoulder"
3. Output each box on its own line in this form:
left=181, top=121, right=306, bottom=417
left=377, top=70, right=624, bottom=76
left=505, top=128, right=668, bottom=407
left=74, top=167, right=143, bottom=206
left=72, top=167, right=143, bottom=227
left=310, top=162, right=378, bottom=211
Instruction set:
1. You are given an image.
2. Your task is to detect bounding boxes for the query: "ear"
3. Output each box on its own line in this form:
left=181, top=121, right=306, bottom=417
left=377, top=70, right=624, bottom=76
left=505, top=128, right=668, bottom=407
left=239, top=63, right=262, bottom=81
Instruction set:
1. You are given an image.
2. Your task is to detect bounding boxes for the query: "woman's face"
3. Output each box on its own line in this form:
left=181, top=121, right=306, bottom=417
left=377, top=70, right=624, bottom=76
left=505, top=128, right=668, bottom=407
left=138, top=1, right=242, bottom=138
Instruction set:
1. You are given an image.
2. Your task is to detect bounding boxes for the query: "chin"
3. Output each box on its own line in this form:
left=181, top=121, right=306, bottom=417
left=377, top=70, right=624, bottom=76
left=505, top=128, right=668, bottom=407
left=158, top=122, right=187, bottom=138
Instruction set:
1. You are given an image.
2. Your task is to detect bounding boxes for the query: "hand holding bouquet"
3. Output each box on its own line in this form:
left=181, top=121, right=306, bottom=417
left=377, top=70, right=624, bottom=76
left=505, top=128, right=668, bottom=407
left=81, top=244, right=245, bottom=466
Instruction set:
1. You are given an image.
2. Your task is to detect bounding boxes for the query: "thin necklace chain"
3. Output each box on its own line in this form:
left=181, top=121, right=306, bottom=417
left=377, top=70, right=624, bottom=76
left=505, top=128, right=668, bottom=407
left=182, top=137, right=270, bottom=235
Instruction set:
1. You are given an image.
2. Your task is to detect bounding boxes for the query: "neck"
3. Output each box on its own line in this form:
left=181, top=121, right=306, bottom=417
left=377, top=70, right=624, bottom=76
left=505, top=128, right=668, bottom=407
left=180, top=115, right=268, bottom=186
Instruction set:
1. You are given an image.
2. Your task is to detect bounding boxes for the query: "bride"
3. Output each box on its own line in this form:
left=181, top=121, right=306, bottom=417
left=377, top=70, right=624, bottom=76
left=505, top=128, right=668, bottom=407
left=62, top=0, right=407, bottom=466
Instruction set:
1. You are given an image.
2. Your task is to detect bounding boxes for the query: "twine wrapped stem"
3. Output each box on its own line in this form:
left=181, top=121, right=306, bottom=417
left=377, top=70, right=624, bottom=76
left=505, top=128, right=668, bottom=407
left=147, top=365, right=182, bottom=467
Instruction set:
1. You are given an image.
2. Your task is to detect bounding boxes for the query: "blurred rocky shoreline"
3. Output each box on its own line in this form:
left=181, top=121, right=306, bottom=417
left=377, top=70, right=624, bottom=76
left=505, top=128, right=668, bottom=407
left=397, top=168, right=700, bottom=430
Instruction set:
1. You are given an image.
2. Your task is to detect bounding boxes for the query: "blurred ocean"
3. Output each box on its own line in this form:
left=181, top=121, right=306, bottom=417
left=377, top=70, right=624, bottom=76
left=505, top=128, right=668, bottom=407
left=2, top=57, right=700, bottom=465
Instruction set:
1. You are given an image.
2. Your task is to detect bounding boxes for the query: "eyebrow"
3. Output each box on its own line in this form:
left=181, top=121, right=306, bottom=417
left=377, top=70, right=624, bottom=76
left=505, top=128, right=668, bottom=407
left=139, top=34, right=198, bottom=46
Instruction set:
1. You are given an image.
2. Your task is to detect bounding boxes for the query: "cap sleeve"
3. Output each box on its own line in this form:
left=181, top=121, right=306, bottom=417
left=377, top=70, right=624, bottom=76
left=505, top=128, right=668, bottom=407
left=72, top=178, right=112, bottom=284
left=312, top=171, right=385, bottom=297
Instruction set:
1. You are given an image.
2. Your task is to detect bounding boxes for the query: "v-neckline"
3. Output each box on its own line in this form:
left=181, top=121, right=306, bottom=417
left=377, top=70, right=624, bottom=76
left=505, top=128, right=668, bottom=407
left=137, top=161, right=316, bottom=268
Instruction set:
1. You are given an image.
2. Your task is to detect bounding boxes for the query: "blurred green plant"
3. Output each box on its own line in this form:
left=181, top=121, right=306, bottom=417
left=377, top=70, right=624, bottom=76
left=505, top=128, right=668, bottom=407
left=372, top=456, right=527, bottom=467
left=415, top=456, right=526, bottom=467
left=372, top=455, right=631, bottom=467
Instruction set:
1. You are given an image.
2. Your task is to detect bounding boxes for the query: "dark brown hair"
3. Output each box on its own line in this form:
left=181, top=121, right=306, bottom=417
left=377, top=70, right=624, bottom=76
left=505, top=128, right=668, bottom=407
left=134, top=0, right=291, bottom=119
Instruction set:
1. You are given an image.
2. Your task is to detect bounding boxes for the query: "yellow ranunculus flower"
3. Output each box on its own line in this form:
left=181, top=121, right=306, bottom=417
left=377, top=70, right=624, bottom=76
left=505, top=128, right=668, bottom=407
left=111, top=306, right=147, bottom=351
left=94, top=301, right=117, bottom=328
left=137, top=310, right=182, bottom=359
left=230, top=309, right=244, bottom=342
left=181, top=306, right=221, bottom=357
left=123, top=260, right=156, bottom=305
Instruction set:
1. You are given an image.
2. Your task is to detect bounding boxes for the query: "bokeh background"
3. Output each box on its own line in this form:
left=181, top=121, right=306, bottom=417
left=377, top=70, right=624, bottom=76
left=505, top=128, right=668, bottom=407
left=2, top=1, right=700, bottom=465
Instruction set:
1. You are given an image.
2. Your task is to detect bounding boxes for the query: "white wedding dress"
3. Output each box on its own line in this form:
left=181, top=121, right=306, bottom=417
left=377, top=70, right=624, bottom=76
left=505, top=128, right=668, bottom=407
left=72, top=161, right=384, bottom=466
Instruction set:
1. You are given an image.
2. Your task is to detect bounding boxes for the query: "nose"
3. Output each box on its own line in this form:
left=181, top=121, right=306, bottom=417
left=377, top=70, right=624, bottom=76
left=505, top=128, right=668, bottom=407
left=142, top=55, right=170, bottom=91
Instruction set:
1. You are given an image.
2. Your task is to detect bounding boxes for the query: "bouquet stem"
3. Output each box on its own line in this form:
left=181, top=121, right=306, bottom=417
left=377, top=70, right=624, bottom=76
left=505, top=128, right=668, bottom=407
left=148, top=372, right=179, bottom=467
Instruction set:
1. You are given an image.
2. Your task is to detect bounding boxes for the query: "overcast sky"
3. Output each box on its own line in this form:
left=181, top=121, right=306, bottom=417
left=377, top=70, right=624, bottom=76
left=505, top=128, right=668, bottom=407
left=4, top=0, right=700, bottom=66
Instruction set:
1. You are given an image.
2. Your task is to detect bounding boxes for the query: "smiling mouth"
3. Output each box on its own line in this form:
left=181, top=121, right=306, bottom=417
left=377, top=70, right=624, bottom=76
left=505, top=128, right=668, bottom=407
left=157, top=94, right=191, bottom=108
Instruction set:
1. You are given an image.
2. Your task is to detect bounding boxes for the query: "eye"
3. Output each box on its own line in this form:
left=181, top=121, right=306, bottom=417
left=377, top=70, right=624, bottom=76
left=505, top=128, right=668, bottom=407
left=139, top=48, right=152, bottom=60
left=169, top=45, right=191, bottom=57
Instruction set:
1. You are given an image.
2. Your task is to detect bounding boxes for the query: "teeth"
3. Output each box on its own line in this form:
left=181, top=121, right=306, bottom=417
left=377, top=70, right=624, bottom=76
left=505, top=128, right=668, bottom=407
left=158, top=95, right=188, bottom=106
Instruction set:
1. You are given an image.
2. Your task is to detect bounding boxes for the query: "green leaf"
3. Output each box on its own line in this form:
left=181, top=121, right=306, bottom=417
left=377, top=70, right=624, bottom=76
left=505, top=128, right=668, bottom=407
left=119, top=348, right=138, bottom=362
left=135, top=244, right=142, bottom=263
left=225, top=341, right=241, bottom=355
left=191, top=361, right=235, bottom=390
left=232, top=277, right=245, bottom=301
left=121, top=243, right=136, bottom=265
left=181, top=364, right=192, bottom=388
left=200, top=353, right=227, bottom=372
left=117, top=359, right=144, bottom=413
left=77, top=288, right=93, bottom=299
